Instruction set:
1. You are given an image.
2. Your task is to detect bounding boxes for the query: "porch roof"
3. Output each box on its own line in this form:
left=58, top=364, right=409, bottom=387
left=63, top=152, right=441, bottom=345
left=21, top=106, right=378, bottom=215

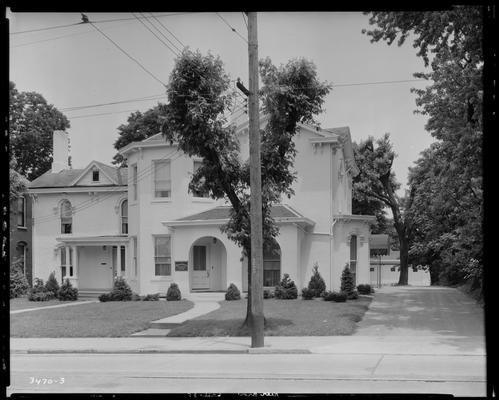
left=55, top=235, right=129, bottom=246
left=163, top=204, right=315, bottom=227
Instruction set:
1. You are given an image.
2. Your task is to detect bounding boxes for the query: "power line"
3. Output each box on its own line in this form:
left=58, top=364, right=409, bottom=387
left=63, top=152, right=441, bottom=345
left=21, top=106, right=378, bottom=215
left=132, top=12, right=180, bottom=57
left=241, top=12, right=248, bottom=29
left=140, top=12, right=182, bottom=53
left=60, top=94, right=166, bottom=112
left=10, top=13, right=195, bottom=35
left=215, top=12, right=248, bottom=44
left=149, top=12, right=185, bottom=50
left=87, top=18, right=167, bottom=88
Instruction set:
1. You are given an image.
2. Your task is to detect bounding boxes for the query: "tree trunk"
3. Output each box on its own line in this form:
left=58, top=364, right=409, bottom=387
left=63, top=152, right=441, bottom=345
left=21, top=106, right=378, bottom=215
left=397, top=234, right=409, bottom=285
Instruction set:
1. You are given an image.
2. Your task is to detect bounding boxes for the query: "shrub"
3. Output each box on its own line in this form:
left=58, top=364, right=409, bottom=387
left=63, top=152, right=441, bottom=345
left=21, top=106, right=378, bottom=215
left=98, top=276, right=133, bottom=302
left=357, top=284, right=374, bottom=295
left=166, top=283, right=182, bottom=301
left=348, top=290, right=359, bottom=300
left=10, top=264, right=29, bottom=299
left=263, top=289, right=274, bottom=299
left=45, top=271, right=60, bottom=298
left=307, top=262, right=326, bottom=297
left=323, top=291, right=347, bottom=302
left=301, top=287, right=315, bottom=300
left=28, top=278, right=55, bottom=301
left=143, top=293, right=160, bottom=301
left=98, top=293, right=112, bottom=302
left=340, top=264, right=355, bottom=297
left=225, top=283, right=241, bottom=301
left=57, top=278, right=78, bottom=301
left=274, top=274, right=298, bottom=299
left=131, top=293, right=142, bottom=301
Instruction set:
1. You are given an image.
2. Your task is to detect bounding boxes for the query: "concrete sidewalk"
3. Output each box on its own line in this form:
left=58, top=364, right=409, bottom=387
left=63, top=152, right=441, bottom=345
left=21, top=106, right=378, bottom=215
left=10, top=334, right=486, bottom=355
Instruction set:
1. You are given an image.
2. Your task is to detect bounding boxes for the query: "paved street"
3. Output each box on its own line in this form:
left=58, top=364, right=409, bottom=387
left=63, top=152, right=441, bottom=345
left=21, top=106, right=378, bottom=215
left=8, top=353, right=485, bottom=396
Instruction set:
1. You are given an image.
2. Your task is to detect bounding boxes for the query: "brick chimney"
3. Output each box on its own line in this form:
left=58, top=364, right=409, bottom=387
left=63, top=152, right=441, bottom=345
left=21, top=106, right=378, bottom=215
left=52, top=130, right=69, bottom=173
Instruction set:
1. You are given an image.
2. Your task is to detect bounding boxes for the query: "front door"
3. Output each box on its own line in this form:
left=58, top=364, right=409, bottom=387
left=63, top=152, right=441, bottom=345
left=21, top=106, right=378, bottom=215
left=192, top=245, right=209, bottom=289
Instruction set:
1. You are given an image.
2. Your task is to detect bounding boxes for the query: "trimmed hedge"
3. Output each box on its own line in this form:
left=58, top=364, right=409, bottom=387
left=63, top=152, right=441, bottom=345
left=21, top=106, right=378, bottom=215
left=143, top=293, right=160, bottom=301
left=45, top=272, right=60, bottom=298
left=263, top=289, right=274, bottom=299
left=166, top=283, right=182, bottom=301
left=357, top=284, right=374, bottom=295
left=225, top=283, right=241, bottom=301
left=57, top=278, right=78, bottom=301
left=274, top=274, right=298, bottom=300
left=98, top=276, right=133, bottom=302
left=340, top=264, right=355, bottom=297
left=301, top=287, right=315, bottom=300
left=323, top=291, right=348, bottom=302
left=28, top=278, right=55, bottom=301
left=307, top=262, right=326, bottom=297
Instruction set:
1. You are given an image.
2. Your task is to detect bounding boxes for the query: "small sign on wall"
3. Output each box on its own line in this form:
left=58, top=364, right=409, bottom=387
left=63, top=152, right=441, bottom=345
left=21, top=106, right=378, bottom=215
left=175, top=261, right=188, bottom=272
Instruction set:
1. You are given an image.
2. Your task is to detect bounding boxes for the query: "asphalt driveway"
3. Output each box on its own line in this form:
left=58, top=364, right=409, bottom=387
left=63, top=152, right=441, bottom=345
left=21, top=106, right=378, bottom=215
left=354, top=285, right=485, bottom=353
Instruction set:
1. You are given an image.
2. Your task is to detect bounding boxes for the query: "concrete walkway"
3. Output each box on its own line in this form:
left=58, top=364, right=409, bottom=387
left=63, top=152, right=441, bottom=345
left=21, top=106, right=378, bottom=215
left=10, top=300, right=98, bottom=314
left=132, top=292, right=225, bottom=336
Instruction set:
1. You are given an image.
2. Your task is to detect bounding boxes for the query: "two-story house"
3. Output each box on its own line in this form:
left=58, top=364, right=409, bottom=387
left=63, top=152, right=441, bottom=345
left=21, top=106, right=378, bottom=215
left=29, top=119, right=375, bottom=296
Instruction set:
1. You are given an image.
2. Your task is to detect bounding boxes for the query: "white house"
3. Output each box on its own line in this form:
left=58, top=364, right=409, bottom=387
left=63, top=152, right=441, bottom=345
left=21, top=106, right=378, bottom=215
left=29, top=119, right=375, bottom=296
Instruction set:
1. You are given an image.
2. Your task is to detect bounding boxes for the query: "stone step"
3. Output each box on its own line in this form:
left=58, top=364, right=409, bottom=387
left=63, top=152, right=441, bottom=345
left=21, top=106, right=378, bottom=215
left=150, top=321, right=182, bottom=329
left=131, top=328, right=171, bottom=337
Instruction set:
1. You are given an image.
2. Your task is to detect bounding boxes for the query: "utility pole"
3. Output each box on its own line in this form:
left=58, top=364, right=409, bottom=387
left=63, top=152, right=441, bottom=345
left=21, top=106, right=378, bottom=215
left=247, top=11, right=264, bottom=348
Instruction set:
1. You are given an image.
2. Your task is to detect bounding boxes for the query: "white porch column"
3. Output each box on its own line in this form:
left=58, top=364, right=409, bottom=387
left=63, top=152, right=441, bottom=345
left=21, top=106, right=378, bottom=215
left=70, top=245, right=79, bottom=288
left=124, top=244, right=128, bottom=278
left=116, top=245, right=122, bottom=277
left=64, top=246, right=70, bottom=280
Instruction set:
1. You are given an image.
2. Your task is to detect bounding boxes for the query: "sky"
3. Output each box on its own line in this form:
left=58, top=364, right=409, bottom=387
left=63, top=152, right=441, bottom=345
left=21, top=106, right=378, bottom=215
left=8, top=11, right=435, bottom=194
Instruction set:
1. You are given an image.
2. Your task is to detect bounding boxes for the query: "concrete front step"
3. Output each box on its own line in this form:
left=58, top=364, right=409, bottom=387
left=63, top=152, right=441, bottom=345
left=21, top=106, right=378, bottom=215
left=131, top=328, right=171, bottom=337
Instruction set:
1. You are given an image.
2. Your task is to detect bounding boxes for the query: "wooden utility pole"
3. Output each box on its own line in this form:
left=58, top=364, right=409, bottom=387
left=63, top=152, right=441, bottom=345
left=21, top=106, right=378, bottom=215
left=247, top=11, right=264, bottom=348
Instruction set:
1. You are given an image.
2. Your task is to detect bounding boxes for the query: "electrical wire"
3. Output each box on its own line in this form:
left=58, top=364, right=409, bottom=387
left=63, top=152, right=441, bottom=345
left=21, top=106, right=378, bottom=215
left=87, top=18, right=167, bottom=87
left=241, top=12, right=248, bottom=29
left=139, top=12, right=182, bottom=53
left=148, top=12, right=185, bottom=49
left=60, top=94, right=166, bottom=112
left=215, top=13, right=248, bottom=44
left=132, top=12, right=180, bottom=57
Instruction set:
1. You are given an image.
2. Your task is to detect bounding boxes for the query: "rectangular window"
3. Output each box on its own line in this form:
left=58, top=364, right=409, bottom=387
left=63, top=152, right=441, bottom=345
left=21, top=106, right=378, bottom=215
left=192, top=161, right=209, bottom=198
left=121, top=246, right=126, bottom=273
left=263, top=248, right=280, bottom=287
left=132, top=164, right=138, bottom=201
left=350, top=235, right=357, bottom=285
left=154, top=161, right=171, bottom=198
left=60, top=247, right=73, bottom=279
left=154, top=236, right=171, bottom=276
left=17, top=196, right=26, bottom=227
left=92, top=170, right=100, bottom=182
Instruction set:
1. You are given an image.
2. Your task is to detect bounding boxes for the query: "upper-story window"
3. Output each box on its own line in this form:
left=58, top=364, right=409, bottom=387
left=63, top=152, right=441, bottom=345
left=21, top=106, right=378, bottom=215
left=60, top=200, right=72, bottom=234
left=154, top=160, right=171, bottom=198
left=120, top=199, right=128, bottom=234
left=192, top=161, right=209, bottom=198
left=132, top=164, right=138, bottom=201
left=17, top=196, right=26, bottom=228
left=92, top=169, right=100, bottom=182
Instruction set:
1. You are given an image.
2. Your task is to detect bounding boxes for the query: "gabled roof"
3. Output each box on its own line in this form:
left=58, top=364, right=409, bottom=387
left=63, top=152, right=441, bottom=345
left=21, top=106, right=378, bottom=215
left=29, top=161, right=127, bottom=188
left=165, top=204, right=315, bottom=228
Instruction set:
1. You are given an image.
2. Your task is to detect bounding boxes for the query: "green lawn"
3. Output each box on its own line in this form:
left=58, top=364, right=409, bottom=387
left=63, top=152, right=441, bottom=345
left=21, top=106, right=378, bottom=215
left=10, top=300, right=194, bottom=337
left=10, top=297, right=90, bottom=311
left=167, top=296, right=372, bottom=337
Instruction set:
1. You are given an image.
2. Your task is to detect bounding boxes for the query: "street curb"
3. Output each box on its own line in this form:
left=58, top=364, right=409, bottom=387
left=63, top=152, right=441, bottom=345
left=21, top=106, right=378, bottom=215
left=12, top=348, right=312, bottom=355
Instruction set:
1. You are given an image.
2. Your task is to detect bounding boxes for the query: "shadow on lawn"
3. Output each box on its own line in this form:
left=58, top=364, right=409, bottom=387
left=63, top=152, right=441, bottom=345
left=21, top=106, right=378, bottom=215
left=167, top=317, right=294, bottom=337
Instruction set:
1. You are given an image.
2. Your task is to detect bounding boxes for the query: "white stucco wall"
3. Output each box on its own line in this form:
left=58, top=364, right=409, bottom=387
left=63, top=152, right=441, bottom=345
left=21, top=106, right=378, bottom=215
left=30, top=189, right=127, bottom=285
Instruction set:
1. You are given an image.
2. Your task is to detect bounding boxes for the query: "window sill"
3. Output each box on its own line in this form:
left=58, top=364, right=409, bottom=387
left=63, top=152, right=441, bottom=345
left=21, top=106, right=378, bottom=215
left=151, top=198, right=172, bottom=203
left=150, top=277, right=173, bottom=282
left=17, top=226, right=28, bottom=230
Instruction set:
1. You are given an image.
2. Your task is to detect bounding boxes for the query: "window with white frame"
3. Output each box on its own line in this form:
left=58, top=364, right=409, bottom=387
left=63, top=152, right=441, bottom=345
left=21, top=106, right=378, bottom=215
left=17, top=196, right=26, bottom=228
left=153, top=160, right=171, bottom=198
left=263, top=240, right=281, bottom=287
left=132, top=164, right=138, bottom=201
left=154, top=236, right=171, bottom=276
left=92, top=169, right=100, bottom=182
left=192, top=160, right=209, bottom=198
left=60, top=200, right=72, bottom=234
left=60, top=247, right=73, bottom=279
left=350, top=235, right=357, bottom=285
left=120, top=199, right=128, bottom=234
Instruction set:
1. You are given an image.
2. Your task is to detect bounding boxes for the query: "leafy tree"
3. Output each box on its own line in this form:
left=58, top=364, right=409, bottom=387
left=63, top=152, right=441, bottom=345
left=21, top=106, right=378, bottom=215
left=9, top=81, right=70, bottom=180
left=161, top=49, right=330, bottom=328
left=363, top=8, right=483, bottom=292
left=9, top=158, right=28, bottom=204
left=353, top=135, right=414, bottom=285
left=112, top=103, right=169, bottom=167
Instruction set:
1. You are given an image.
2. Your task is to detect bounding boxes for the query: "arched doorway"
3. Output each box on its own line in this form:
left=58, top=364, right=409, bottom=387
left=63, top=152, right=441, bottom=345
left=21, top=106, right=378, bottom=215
left=189, top=236, right=227, bottom=291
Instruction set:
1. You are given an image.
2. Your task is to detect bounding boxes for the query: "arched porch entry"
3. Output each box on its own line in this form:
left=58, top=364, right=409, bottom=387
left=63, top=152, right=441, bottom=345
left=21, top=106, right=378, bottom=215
left=189, top=236, right=227, bottom=291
